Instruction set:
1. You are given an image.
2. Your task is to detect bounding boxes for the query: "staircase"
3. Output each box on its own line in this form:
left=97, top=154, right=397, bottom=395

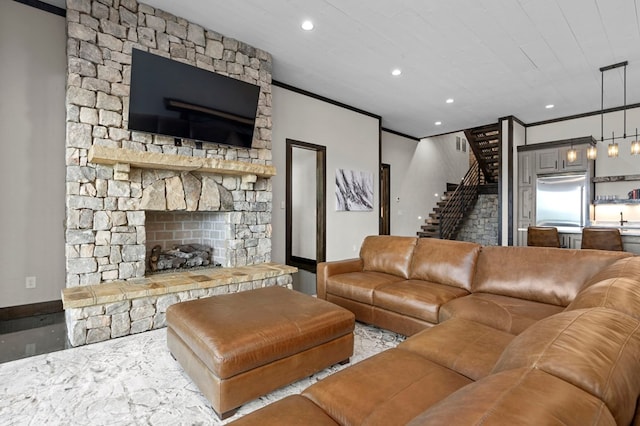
left=418, top=183, right=458, bottom=238
left=464, top=124, right=500, bottom=184
left=418, top=123, right=500, bottom=239
left=418, top=163, right=481, bottom=239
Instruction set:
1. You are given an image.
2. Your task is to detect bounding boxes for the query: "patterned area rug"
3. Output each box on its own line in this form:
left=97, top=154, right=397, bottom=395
left=0, top=323, right=405, bottom=425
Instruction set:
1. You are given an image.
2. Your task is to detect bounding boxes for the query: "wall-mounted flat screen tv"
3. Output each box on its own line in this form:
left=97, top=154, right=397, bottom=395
left=128, top=49, right=260, bottom=148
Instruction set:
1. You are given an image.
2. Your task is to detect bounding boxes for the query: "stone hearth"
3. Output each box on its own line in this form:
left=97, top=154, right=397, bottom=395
left=62, top=263, right=296, bottom=346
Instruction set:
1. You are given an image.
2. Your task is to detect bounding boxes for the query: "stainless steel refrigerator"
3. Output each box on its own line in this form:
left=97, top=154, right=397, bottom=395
left=536, top=174, right=589, bottom=227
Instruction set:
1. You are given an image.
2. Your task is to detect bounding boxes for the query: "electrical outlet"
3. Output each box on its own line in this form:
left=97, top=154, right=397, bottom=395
left=25, top=276, right=36, bottom=289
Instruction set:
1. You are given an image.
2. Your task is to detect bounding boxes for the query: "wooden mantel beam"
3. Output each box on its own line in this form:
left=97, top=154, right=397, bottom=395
left=88, top=146, right=276, bottom=178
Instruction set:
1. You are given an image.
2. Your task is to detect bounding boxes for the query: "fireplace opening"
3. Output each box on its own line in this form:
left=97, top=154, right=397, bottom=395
left=145, top=211, right=229, bottom=274
left=148, top=243, right=216, bottom=272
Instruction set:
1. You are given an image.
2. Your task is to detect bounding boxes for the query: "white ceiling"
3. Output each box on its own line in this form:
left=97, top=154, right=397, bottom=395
left=57, top=0, right=640, bottom=138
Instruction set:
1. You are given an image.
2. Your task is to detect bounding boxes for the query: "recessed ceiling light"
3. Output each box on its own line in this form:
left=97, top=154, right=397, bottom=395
left=301, top=20, right=314, bottom=31
left=545, top=104, right=554, bottom=109
left=435, top=121, right=442, bottom=126
left=446, top=98, right=454, bottom=104
left=391, top=68, right=402, bottom=76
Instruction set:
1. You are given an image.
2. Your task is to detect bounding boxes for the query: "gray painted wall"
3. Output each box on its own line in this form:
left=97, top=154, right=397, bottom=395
left=0, top=1, right=66, bottom=307
left=271, top=86, right=381, bottom=264
left=381, top=131, right=469, bottom=237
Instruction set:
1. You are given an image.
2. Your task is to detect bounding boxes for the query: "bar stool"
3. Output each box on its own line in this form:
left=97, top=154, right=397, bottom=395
left=527, top=226, right=561, bottom=248
left=581, top=227, right=623, bottom=251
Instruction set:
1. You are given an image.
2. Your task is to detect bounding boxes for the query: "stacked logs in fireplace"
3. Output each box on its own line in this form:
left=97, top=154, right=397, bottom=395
left=149, top=244, right=216, bottom=272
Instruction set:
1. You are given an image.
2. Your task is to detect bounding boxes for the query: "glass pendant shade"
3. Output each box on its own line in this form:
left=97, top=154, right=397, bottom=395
left=608, top=142, right=619, bottom=158
left=566, top=148, right=577, bottom=163
left=631, top=140, right=640, bottom=155
left=586, top=145, right=597, bottom=160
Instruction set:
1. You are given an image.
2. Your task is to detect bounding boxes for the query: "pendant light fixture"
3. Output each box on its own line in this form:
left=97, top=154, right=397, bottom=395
left=608, top=135, right=619, bottom=158
left=589, top=60, right=637, bottom=160
left=631, top=129, right=640, bottom=155
left=567, top=141, right=577, bottom=163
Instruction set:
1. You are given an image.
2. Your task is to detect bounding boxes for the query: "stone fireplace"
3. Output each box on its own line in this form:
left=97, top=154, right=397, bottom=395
left=62, top=0, right=295, bottom=346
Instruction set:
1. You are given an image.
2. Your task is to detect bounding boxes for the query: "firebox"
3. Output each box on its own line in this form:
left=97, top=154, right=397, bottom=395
left=145, top=211, right=228, bottom=273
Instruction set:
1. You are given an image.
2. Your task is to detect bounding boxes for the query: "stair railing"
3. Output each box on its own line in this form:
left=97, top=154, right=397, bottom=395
left=439, top=163, right=481, bottom=240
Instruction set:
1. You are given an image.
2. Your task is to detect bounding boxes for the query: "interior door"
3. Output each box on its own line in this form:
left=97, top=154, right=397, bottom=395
left=286, top=139, right=326, bottom=272
left=380, top=163, right=390, bottom=235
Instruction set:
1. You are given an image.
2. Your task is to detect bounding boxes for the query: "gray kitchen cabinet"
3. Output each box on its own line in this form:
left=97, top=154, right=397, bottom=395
left=559, top=233, right=582, bottom=249
left=517, top=151, right=535, bottom=246
left=518, top=186, right=534, bottom=223
left=621, top=235, right=640, bottom=254
left=559, top=146, right=588, bottom=171
left=535, top=146, right=588, bottom=174
left=517, top=227, right=530, bottom=247
left=536, top=148, right=561, bottom=174
left=518, top=151, right=534, bottom=186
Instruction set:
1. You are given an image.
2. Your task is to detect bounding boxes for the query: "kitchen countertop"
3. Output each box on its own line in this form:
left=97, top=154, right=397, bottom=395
left=590, top=223, right=640, bottom=236
left=518, top=224, right=640, bottom=236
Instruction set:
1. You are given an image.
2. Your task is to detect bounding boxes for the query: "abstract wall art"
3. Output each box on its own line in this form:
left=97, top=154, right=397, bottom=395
left=335, top=169, right=374, bottom=211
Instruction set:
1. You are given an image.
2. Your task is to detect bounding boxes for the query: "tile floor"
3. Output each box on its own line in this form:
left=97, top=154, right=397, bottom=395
left=0, top=312, right=69, bottom=364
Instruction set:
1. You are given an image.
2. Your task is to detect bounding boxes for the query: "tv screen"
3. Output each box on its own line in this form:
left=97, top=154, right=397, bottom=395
left=128, top=49, right=260, bottom=148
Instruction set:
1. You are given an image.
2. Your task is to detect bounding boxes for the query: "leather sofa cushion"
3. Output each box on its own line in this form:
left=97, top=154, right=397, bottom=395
left=493, top=308, right=640, bottom=426
left=229, top=395, right=339, bottom=426
left=371, top=306, right=433, bottom=337
left=316, top=258, right=363, bottom=300
left=374, top=280, right=468, bottom=323
left=439, top=293, right=564, bottom=334
left=409, top=238, right=481, bottom=291
left=360, top=235, right=417, bottom=279
left=568, top=276, right=640, bottom=320
left=398, top=318, right=514, bottom=381
left=406, top=368, right=616, bottom=426
left=302, top=348, right=471, bottom=426
left=473, top=246, right=630, bottom=306
left=326, top=271, right=404, bottom=304
left=581, top=256, right=640, bottom=287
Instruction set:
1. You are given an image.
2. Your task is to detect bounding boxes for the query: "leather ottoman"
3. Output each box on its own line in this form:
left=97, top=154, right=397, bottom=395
left=166, top=286, right=355, bottom=419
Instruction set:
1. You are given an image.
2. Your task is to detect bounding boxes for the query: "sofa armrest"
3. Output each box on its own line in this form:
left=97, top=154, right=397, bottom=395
left=316, top=258, right=363, bottom=299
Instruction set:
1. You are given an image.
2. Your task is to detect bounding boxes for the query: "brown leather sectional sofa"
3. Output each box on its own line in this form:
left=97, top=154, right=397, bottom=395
left=231, top=236, right=640, bottom=425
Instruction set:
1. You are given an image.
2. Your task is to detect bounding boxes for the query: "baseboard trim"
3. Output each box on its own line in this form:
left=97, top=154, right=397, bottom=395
left=0, top=300, right=63, bottom=321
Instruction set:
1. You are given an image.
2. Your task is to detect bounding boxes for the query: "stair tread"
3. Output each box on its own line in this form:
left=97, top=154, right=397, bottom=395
left=470, top=125, right=499, bottom=135
left=481, top=142, right=499, bottom=146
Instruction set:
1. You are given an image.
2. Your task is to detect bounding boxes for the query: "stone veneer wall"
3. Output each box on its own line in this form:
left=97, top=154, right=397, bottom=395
left=456, top=194, right=499, bottom=246
left=64, top=0, right=273, bottom=287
